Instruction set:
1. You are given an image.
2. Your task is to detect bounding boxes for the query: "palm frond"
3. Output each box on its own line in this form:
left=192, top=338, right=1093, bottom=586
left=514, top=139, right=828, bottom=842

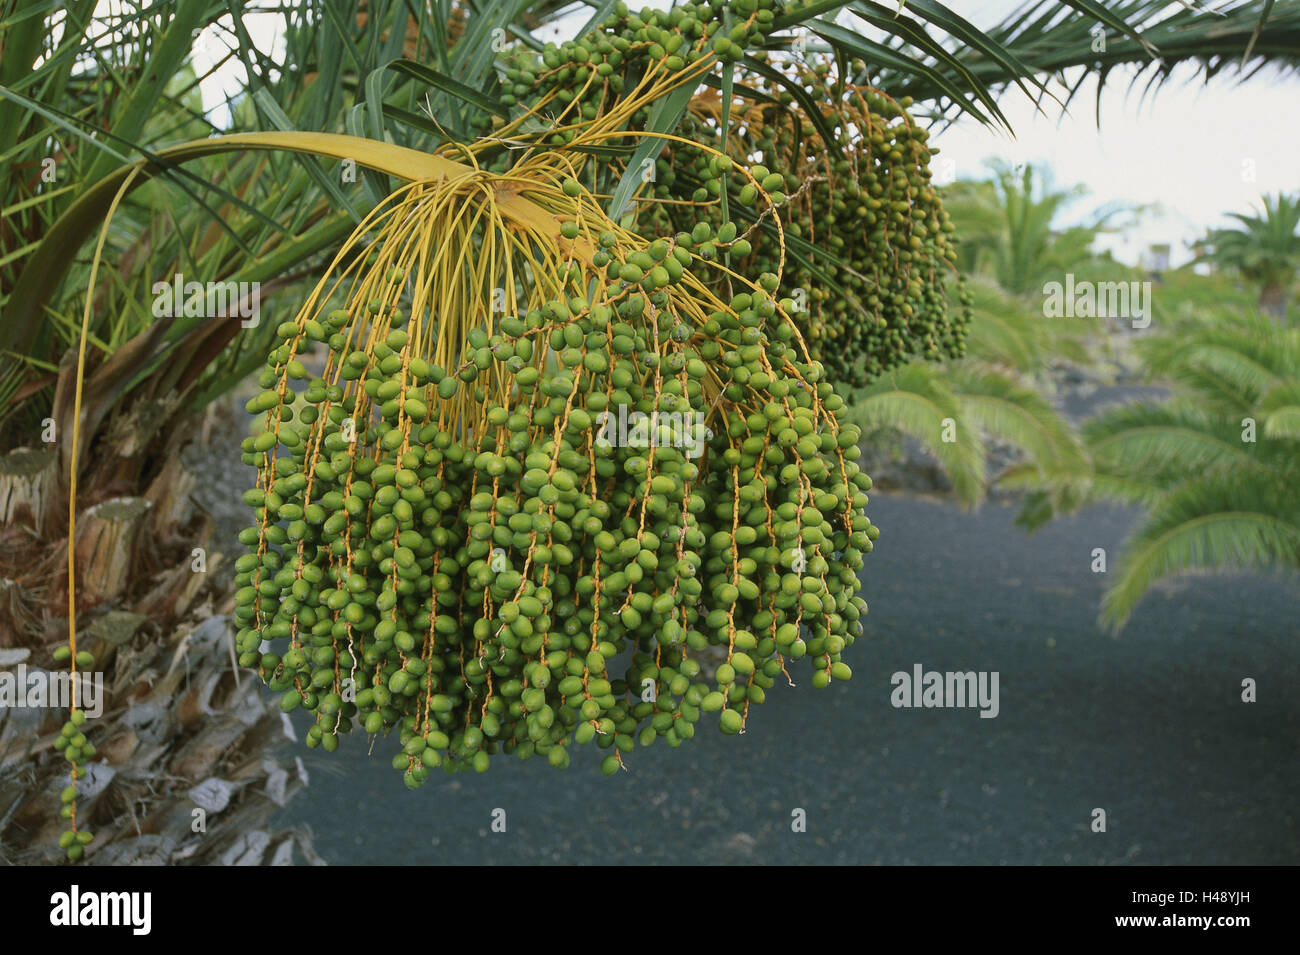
left=1003, top=465, right=1160, bottom=516
left=950, top=364, right=1087, bottom=476
left=1101, top=471, right=1300, bottom=630
left=1084, top=399, right=1270, bottom=479
left=842, top=0, right=1300, bottom=124
left=1261, top=404, right=1300, bottom=440
left=846, top=363, right=986, bottom=506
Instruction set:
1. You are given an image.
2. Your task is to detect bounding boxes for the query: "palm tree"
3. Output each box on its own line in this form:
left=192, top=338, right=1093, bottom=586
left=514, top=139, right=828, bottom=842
left=846, top=156, right=1151, bottom=515
left=1022, top=308, right=1300, bottom=630
left=2, top=0, right=1296, bottom=862
left=1194, top=192, right=1300, bottom=320
left=0, top=0, right=332, bottom=865
left=844, top=275, right=1089, bottom=510
left=943, top=160, right=1130, bottom=296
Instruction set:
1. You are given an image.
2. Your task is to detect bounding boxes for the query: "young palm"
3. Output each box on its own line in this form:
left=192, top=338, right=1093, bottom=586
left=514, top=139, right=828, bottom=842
left=1195, top=193, right=1300, bottom=320
left=844, top=276, right=1090, bottom=511
left=1060, top=310, right=1299, bottom=629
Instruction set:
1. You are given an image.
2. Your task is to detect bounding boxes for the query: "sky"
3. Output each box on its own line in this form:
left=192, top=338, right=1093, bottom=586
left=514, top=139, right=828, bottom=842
left=916, top=4, right=1300, bottom=268
left=192, top=1, right=1300, bottom=268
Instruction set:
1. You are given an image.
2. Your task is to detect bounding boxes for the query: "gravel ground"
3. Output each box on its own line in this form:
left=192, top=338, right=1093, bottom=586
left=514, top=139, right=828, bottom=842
left=270, top=489, right=1299, bottom=865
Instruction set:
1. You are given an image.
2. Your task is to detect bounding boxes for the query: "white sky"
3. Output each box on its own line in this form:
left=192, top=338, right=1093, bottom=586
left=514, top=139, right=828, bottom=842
left=923, top=3, right=1300, bottom=267
left=191, top=1, right=1300, bottom=268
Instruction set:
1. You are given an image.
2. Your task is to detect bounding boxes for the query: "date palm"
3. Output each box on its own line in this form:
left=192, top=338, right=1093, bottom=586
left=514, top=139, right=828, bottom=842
left=1194, top=192, right=1300, bottom=320
left=2, top=0, right=1295, bottom=862
left=943, top=160, right=1129, bottom=296
left=844, top=275, right=1089, bottom=509
left=1024, top=308, right=1300, bottom=630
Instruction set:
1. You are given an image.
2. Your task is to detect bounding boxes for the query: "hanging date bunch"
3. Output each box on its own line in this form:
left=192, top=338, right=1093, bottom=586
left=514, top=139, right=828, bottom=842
left=653, top=52, right=972, bottom=387
left=496, top=0, right=973, bottom=389
left=233, top=135, right=874, bottom=787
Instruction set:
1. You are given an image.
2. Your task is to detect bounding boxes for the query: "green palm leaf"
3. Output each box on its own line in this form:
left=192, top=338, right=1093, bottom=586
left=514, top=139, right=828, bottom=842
left=859, top=0, right=1300, bottom=121
left=1085, top=400, right=1267, bottom=474
left=1101, top=472, right=1300, bottom=630
left=1261, top=405, right=1300, bottom=440
left=846, top=363, right=986, bottom=506
left=950, top=365, right=1088, bottom=476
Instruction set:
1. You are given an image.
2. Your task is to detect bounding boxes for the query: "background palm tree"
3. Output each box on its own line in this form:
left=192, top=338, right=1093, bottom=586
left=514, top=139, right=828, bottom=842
left=843, top=275, right=1089, bottom=509
left=1018, top=308, right=1300, bottom=630
left=1194, top=192, right=1300, bottom=320
left=942, top=159, right=1133, bottom=296
left=844, top=153, right=1153, bottom=514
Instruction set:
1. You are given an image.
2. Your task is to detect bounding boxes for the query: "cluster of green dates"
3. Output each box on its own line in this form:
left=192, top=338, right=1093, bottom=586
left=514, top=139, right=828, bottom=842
left=497, top=0, right=971, bottom=390
left=656, top=78, right=971, bottom=387
left=509, top=0, right=782, bottom=137
left=50, top=642, right=95, bottom=858
left=236, top=234, right=875, bottom=787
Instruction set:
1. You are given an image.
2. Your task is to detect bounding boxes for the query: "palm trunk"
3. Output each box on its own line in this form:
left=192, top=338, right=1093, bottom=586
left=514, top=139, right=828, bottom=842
left=0, top=438, right=317, bottom=865
left=1258, top=282, right=1288, bottom=322
left=0, top=448, right=56, bottom=539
